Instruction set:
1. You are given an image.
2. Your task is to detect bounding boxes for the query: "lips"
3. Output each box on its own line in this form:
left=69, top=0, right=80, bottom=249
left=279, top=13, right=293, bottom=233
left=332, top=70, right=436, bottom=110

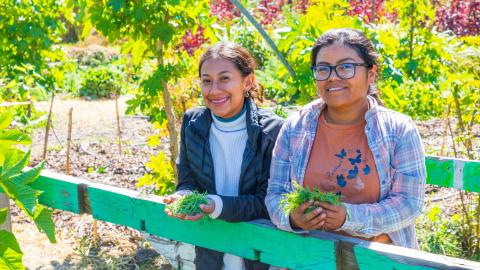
left=327, top=86, right=348, bottom=92
left=209, top=97, right=229, bottom=105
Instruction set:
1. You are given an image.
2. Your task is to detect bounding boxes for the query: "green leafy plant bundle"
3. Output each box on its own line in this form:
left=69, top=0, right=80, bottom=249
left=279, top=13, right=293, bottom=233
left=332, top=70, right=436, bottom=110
left=279, top=181, right=341, bottom=215
left=165, top=192, right=209, bottom=216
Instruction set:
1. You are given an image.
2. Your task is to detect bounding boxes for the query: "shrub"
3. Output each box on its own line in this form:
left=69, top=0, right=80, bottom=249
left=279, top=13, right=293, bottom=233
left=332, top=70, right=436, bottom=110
left=79, top=67, right=123, bottom=99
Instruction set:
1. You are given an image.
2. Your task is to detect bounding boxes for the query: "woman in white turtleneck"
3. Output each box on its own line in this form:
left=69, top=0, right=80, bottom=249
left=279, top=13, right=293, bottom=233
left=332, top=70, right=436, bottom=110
left=162, top=43, right=284, bottom=270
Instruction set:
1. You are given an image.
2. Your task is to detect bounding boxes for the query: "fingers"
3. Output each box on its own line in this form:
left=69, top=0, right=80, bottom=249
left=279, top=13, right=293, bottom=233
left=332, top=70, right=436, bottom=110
left=162, top=194, right=180, bottom=204
left=290, top=202, right=327, bottom=230
left=184, top=213, right=202, bottom=221
left=296, top=200, right=314, bottom=214
left=200, top=202, right=215, bottom=214
left=318, top=202, right=340, bottom=212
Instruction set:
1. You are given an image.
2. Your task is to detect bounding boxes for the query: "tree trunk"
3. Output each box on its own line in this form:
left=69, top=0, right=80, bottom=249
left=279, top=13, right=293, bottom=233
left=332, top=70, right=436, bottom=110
left=0, top=194, right=12, bottom=232
left=157, top=41, right=179, bottom=178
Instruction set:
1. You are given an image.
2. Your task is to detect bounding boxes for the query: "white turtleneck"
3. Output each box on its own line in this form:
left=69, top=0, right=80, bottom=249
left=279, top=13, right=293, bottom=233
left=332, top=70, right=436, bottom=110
left=208, top=108, right=247, bottom=270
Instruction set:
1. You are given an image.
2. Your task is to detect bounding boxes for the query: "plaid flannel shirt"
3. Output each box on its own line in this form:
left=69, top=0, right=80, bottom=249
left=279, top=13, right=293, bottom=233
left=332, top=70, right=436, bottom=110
left=266, top=96, right=426, bottom=249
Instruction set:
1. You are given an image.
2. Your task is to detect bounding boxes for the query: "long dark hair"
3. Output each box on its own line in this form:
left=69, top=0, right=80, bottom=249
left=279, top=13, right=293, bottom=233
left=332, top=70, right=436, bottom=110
left=311, top=28, right=383, bottom=105
left=199, top=42, right=264, bottom=103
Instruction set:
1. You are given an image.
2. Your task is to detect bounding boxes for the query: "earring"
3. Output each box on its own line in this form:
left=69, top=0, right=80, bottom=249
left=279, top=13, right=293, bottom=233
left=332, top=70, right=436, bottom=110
left=244, top=91, right=250, bottom=98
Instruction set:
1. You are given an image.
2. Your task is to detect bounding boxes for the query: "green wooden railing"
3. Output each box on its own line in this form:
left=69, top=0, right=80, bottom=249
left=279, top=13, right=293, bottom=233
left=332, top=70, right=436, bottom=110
left=19, top=156, right=480, bottom=269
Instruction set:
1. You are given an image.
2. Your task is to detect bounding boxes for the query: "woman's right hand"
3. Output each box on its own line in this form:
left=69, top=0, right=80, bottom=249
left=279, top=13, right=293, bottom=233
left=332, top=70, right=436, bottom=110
left=289, top=200, right=326, bottom=231
left=162, top=193, right=211, bottom=221
left=163, top=194, right=194, bottom=220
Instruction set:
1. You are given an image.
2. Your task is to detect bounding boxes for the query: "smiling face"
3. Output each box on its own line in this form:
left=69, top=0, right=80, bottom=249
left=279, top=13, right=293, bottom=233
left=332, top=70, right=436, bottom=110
left=200, top=57, right=251, bottom=118
left=315, top=42, right=376, bottom=111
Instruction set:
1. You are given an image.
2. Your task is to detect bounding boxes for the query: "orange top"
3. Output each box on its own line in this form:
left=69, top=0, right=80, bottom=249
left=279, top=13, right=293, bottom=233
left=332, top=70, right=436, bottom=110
left=303, top=112, right=391, bottom=244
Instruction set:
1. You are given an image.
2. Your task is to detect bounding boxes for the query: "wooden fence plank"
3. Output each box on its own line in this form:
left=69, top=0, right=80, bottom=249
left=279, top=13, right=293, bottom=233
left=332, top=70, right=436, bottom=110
left=84, top=180, right=480, bottom=269
left=425, top=156, right=480, bottom=192
left=86, top=182, right=338, bottom=269
left=354, top=242, right=480, bottom=270
left=3, top=164, right=480, bottom=269
left=32, top=170, right=85, bottom=214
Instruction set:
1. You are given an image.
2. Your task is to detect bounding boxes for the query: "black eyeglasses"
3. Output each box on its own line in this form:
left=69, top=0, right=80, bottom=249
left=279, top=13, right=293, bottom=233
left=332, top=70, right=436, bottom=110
left=311, top=63, right=371, bottom=81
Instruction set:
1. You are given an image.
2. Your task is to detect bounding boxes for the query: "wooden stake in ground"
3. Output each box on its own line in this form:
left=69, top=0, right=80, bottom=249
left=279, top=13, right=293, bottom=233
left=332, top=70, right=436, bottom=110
left=43, top=91, right=55, bottom=160
left=0, top=194, right=12, bottom=232
left=115, top=89, right=122, bottom=157
left=66, top=107, right=73, bottom=175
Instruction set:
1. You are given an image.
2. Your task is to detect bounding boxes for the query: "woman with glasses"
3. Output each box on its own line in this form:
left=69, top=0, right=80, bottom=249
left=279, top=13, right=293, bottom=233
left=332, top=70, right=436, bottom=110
left=163, top=42, right=283, bottom=270
left=266, top=28, right=426, bottom=249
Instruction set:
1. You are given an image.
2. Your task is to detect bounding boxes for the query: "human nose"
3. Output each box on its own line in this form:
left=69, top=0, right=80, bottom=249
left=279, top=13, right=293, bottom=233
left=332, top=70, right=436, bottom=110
left=328, top=66, right=342, bottom=81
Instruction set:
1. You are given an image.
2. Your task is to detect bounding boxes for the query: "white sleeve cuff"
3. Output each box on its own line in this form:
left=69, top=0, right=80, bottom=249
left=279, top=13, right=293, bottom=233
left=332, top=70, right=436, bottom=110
left=207, top=194, right=223, bottom=219
left=174, top=190, right=192, bottom=196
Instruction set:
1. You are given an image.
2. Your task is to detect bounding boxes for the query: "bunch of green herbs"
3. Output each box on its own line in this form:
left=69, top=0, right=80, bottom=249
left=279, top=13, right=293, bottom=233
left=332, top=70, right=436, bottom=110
left=279, top=181, right=342, bottom=214
left=166, top=191, right=209, bottom=216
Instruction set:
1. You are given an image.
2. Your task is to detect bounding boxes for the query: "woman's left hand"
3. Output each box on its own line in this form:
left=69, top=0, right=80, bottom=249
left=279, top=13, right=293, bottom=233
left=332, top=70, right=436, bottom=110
left=183, top=198, right=216, bottom=221
left=318, top=202, right=347, bottom=231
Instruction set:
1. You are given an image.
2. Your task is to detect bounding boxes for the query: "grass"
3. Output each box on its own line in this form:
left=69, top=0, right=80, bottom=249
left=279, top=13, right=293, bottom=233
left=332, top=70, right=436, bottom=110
left=279, top=181, right=342, bottom=215
left=165, top=192, right=209, bottom=216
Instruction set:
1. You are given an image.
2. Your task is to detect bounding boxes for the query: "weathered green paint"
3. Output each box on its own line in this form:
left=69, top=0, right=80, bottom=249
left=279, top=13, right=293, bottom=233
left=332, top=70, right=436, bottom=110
left=462, top=161, right=480, bottom=192
left=0, top=170, right=83, bottom=214
left=32, top=172, right=82, bottom=214
left=4, top=161, right=480, bottom=269
left=425, top=157, right=454, bottom=188
left=87, top=183, right=337, bottom=269
left=354, top=247, right=433, bottom=270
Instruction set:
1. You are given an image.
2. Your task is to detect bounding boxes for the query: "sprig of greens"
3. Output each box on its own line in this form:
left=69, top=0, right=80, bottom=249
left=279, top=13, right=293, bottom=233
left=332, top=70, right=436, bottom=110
left=279, top=181, right=342, bottom=214
left=166, top=192, right=209, bottom=216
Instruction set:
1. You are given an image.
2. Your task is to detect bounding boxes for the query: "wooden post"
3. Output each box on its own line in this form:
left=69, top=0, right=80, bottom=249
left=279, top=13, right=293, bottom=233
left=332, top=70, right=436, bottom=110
left=115, top=89, right=122, bottom=157
left=43, top=91, right=55, bottom=160
left=66, top=107, right=73, bottom=175
left=0, top=194, right=12, bottom=232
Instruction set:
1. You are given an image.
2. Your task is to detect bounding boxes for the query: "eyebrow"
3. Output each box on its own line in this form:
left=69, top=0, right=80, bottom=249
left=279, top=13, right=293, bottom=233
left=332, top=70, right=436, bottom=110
left=316, top=57, right=357, bottom=65
left=201, top=71, right=231, bottom=77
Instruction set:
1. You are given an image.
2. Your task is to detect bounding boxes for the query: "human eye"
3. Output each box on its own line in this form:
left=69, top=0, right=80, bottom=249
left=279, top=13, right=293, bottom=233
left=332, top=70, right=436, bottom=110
left=220, top=76, right=230, bottom=82
left=339, top=63, right=355, bottom=71
left=315, top=65, right=331, bottom=74
left=201, top=78, right=212, bottom=86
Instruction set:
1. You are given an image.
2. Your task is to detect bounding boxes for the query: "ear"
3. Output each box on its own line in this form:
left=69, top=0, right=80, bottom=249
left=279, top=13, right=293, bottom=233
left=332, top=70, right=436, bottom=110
left=243, top=74, right=255, bottom=90
left=367, top=65, right=377, bottom=85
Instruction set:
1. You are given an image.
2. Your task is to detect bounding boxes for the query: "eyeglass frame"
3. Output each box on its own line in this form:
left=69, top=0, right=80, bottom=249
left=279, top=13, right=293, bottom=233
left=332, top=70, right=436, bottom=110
left=310, top=62, right=373, bottom=81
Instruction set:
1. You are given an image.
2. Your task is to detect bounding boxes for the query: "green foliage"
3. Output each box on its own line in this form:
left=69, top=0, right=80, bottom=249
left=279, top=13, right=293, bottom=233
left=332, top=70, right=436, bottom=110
left=137, top=151, right=175, bottom=196
left=279, top=181, right=341, bottom=215
left=0, top=111, right=55, bottom=268
left=417, top=205, right=465, bottom=259
left=0, top=231, right=24, bottom=270
left=82, top=0, right=212, bottom=120
left=79, top=66, right=123, bottom=99
left=0, top=0, right=71, bottom=105
left=165, top=192, right=208, bottom=216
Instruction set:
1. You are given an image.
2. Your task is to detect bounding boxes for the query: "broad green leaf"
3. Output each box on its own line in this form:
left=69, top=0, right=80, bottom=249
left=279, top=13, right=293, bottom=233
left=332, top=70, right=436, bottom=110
left=107, top=0, right=125, bottom=13
left=131, top=40, right=147, bottom=66
left=1, top=150, right=22, bottom=177
left=0, top=180, right=39, bottom=216
left=11, top=161, right=44, bottom=186
left=0, top=112, right=14, bottom=131
left=0, top=208, right=7, bottom=225
left=33, top=206, right=56, bottom=243
left=0, top=130, right=31, bottom=148
left=0, top=231, right=24, bottom=270
left=1, top=150, right=30, bottom=179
